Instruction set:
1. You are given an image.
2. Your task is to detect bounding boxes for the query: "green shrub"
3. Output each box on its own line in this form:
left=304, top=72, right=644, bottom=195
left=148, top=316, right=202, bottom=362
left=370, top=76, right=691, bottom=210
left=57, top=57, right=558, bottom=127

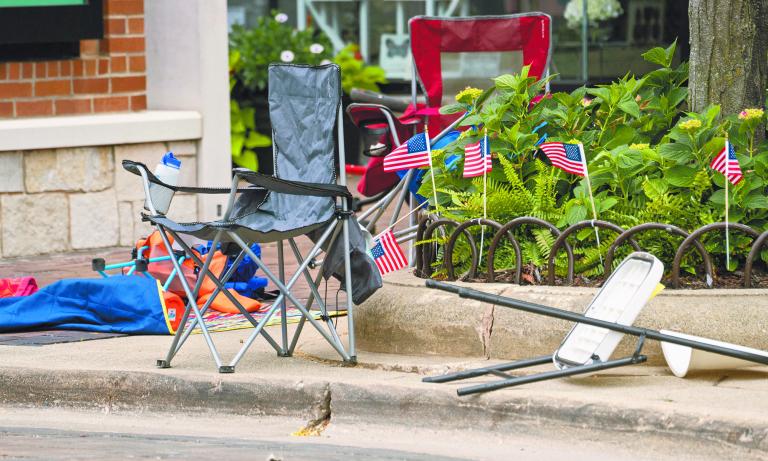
left=419, top=41, right=768, bottom=281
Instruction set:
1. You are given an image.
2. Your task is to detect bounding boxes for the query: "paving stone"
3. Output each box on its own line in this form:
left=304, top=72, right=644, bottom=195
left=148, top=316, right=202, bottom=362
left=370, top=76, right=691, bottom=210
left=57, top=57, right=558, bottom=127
left=1, top=193, right=69, bottom=257
left=25, top=147, right=113, bottom=193
left=69, top=189, right=119, bottom=249
left=0, top=152, right=23, bottom=193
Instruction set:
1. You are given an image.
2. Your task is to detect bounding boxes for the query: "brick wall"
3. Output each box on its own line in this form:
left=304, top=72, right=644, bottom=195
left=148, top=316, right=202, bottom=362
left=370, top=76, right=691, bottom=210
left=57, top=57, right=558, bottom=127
left=0, top=0, right=146, bottom=118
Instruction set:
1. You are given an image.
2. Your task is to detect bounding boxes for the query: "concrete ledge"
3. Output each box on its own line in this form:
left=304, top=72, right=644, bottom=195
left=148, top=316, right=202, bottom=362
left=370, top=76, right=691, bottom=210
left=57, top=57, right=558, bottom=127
left=355, top=271, right=768, bottom=365
left=0, top=110, right=202, bottom=152
left=0, top=366, right=765, bottom=454
left=0, top=367, right=327, bottom=420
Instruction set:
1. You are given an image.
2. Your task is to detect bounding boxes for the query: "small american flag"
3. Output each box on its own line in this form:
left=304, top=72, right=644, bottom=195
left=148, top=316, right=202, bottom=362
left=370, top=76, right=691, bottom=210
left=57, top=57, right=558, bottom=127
left=539, top=142, right=586, bottom=176
left=463, top=137, right=493, bottom=178
left=370, top=229, right=407, bottom=275
left=710, top=140, right=743, bottom=185
left=383, top=133, right=431, bottom=172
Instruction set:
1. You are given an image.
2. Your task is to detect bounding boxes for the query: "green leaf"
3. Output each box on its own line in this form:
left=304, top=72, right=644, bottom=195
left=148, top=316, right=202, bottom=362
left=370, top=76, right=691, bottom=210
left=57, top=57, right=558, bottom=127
left=616, top=150, right=642, bottom=170
left=493, top=74, right=517, bottom=90
left=642, top=40, right=676, bottom=68
left=642, top=47, right=667, bottom=67
left=603, top=125, right=636, bottom=150
left=598, top=197, right=618, bottom=212
left=642, top=178, right=668, bottom=199
left=618, top=98, right=641, bottom=118
left=231, top=133, right=245, bottom=156
left=440, top=103, right=467, bottom=115
left=460, top=114, right=482, bottom=126
left=709, top=189, right=725, bottom=205
left=586, top=87, right=611, bottom=103
left=566, top=204, right=587, bottom=225
left=668, top=87, right=688, bottom=107
left=744, top=193, right=768, bottom=209
left=658, top=143, right=693, bottom=163
left=665, top=165, right=698, bottom=187
left=244, top=131, right=271, bottom=148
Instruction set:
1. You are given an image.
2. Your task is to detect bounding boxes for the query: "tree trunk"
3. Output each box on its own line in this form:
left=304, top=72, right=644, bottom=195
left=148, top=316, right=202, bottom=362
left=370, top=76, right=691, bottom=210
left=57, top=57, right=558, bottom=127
left=688, top=0, right=768, bottom=120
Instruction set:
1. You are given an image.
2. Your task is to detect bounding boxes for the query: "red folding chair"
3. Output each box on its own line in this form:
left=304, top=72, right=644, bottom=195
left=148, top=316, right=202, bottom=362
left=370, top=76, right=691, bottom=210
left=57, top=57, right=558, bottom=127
left=350, top=13, right=552, bottom=252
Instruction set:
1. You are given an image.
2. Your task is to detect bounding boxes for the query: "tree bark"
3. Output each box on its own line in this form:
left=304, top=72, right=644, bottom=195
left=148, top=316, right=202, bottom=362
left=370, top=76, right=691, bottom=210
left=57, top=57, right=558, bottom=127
left=688, top=0, right=768, bottom=119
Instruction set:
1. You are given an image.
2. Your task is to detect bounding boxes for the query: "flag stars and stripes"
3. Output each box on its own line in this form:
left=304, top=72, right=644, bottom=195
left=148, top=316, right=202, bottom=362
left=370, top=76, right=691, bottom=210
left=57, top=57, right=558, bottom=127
left=463, top=137, right=493, bottom=178
left=383, top=133, right=432, bottom=172
left=539, top=142, right=586, bottom=176
left=370, top=230, right=408, bottom=275
left=710, top=142, right=743, bottom=185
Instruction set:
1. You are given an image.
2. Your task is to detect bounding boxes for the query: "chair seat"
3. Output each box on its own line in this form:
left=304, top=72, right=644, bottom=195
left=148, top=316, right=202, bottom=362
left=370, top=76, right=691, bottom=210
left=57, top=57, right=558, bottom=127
left=146, top=214, right=334, bottom=244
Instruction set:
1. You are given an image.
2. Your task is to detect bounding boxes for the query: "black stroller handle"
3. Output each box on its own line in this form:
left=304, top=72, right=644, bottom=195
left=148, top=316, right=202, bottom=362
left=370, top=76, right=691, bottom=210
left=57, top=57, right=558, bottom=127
left=349, top=88, right=410, bottom=112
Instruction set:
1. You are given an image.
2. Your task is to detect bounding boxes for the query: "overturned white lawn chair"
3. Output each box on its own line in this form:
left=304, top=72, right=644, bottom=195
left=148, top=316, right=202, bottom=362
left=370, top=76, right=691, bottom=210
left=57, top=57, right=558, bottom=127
left=424, top=252, right=768, bottom=395
left=123, top=64, right=380, bottom=372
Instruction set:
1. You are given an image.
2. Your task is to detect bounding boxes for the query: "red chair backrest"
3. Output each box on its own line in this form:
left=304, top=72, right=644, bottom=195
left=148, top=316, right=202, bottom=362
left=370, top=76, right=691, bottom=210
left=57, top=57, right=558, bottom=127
left=409, top=13, right=552, bottom=132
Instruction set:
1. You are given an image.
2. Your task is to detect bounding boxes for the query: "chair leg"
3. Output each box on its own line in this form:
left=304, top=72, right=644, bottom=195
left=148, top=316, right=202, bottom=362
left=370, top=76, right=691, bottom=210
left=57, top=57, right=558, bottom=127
left=287, top=238, right=345, bottom=352
left=166, top=230, right=285, bottom=357
left=155, top=227, right=224, bottom=369
left=228, top=228, right=353, bottom=363
left=422, top=355, right=552, bottom=383
left=276, top=240, right=289, bottom=356
left=456, top=355, right=648, bottom=396
left=341, top=217, right=356, bottom=362
left=167, top=250, right=248, bottom=361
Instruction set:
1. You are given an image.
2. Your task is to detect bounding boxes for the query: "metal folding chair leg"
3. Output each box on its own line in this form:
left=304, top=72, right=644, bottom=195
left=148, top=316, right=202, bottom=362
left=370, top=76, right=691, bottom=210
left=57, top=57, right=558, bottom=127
left=287, top=238, right=345, bottom=351
left=165, top=229, right=285, bottom=354
left=226, top=224, right=354, bottom=366
left=155, top=227, right=224, bottom=369
left=165, top=249, right=249, bottom=362
left=456, top=354, right=648, bottom=396
left=422, top=356, right=551, bottom=384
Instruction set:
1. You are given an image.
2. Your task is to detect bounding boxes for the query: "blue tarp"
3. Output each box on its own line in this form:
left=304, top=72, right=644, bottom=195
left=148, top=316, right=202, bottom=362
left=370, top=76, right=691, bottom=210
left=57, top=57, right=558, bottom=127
left=0, top=276, right=171, bottom=335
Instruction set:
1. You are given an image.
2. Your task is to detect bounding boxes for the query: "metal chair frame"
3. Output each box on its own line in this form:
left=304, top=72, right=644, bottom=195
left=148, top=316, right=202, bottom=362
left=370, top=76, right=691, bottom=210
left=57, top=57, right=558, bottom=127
left=128, top=100, right=359, bottom=373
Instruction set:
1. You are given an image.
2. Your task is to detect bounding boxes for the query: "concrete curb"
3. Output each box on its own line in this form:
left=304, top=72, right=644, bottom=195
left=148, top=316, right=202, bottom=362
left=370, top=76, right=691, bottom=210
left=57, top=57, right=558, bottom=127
left=0, top=367, right=328, bottom=421
left=0, top=366, right=765, bottom=453
left=330, top=381, right=768, bottom=452
left=355, top=272, right=768, bottom=365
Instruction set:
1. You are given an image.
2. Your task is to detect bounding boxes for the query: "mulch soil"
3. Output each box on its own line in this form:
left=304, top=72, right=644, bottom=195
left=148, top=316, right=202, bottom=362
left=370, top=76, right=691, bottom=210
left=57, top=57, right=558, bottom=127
left=444, top=263, right=768, bottom=289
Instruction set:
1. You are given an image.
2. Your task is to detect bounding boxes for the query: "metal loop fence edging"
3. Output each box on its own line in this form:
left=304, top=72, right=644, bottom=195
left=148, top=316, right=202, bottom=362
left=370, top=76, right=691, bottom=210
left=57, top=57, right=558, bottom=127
left=604, top=223, right=713, bottom=284
left=486, top=217, right=571, bottom=284
left=414, top=214, right=432, bottom=277
left=671, top=222, right=759, bottom=288
left=414, top=215, right=768, bottom=289
left=444, top=219, right=505, bottom=281
left=547, top=220, right=640, bottom=285
left=744, top=230, right=768, bottom=288
left=418, top=217, right=477, bottom=279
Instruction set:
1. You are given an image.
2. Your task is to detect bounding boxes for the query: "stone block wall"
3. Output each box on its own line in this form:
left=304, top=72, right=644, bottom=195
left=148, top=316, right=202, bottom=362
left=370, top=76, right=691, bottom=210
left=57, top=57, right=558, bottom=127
left=0, top=140, right=198, bottom=258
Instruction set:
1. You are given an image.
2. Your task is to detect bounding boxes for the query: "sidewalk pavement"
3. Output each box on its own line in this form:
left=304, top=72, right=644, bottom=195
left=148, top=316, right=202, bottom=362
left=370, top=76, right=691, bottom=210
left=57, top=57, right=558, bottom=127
left=0, top=319, right=767, bottom=455
left=0, top=249, right=767, bottom=457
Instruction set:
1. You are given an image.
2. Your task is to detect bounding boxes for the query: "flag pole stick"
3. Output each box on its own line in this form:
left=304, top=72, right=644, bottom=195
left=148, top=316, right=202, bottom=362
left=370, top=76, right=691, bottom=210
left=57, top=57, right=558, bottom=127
left=425, top=124, right=439, bottom=215
left=579, top=142, right=603, bottom=266
left=373, top=200, right=428, bottom=241
left=480, top=127, right=488, bottom=258
left=725, top=137, right=730, bottom=270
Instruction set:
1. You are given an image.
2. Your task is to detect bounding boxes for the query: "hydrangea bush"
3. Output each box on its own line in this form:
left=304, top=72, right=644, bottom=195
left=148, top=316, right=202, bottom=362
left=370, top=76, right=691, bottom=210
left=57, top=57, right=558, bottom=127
left=420, top=41, right=768, bottom=283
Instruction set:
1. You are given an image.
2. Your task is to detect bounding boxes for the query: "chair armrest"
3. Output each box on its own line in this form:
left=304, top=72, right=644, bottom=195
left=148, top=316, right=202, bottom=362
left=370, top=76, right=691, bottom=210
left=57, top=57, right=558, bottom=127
left=233, top=169, right=352, bottom=199
left=122, top=160, right=255, bottom=194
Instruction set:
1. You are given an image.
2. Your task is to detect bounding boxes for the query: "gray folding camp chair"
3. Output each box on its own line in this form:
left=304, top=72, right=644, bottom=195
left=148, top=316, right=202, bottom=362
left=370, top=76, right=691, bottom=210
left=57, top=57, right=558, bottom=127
left=123, top=63, right=381, bottom=372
